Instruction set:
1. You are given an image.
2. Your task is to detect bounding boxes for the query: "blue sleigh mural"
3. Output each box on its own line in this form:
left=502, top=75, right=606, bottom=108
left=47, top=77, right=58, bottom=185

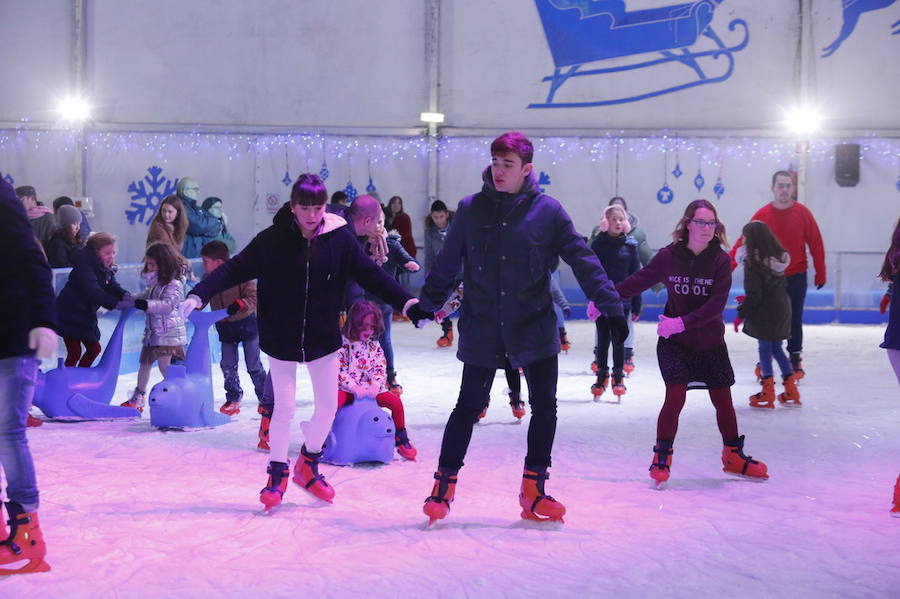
left=529, top=0, right=749, bottom=108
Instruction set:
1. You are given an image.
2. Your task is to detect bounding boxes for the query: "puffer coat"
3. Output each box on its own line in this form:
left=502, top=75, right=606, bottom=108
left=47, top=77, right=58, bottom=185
left=737, top=250, right=792, bottom=342
left=135, top=272, right=188, bottom=347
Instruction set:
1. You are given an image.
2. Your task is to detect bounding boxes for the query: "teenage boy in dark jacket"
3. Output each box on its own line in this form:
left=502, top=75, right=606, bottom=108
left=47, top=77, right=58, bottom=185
left=417, top=132, right=626, bottom=524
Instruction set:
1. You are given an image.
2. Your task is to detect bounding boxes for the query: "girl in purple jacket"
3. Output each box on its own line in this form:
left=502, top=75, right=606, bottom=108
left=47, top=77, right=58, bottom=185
left=616, top=199, right=768, bottom=486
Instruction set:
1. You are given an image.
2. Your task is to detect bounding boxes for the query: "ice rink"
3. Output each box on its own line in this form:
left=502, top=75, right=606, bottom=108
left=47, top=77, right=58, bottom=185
left=5, top=320, right=898, bottom=598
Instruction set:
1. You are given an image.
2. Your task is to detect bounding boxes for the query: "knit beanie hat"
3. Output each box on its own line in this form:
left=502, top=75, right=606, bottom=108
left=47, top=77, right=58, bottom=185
left=201, top=196, right=222, bottom=211
left=430, top=199, right=448, bottom=212
left=57, top=204, right=82, bottom=227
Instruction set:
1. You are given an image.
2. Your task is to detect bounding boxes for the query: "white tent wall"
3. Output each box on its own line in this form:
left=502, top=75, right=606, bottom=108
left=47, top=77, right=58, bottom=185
left=0, top=0, right=897, bottom=269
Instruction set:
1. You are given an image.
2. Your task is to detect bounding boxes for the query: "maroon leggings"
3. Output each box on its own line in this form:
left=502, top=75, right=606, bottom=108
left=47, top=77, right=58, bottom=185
left=656, top=384, right=739, bottom=442
left=337, top=389, right=406, bottom=430
left=64, top=338, right=103, bottom=368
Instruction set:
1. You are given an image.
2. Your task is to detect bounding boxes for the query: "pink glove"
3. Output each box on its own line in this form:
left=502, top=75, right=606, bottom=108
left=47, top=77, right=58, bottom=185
left=587, top=301, right=602, bottom=321
left=657, top=315, right=685, bottom=339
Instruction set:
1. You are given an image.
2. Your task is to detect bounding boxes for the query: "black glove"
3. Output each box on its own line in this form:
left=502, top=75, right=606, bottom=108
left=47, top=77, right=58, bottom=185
left=608, top=314, right=629, bottom=344
left=406, top=303, right=434, bottom=328
left=226, top=299, right=246, bottom=316
left=134, top=298, right=148, bottom=311
left=562, top=307, right=571, bottom=319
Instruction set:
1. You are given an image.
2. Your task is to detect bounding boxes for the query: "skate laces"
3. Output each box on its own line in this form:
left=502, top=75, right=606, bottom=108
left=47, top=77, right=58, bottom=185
left=523, top=471, right=557, bottom=510
left=427, top=472, right=456, bottom=505
left=651, top=444, right=673, bottom=472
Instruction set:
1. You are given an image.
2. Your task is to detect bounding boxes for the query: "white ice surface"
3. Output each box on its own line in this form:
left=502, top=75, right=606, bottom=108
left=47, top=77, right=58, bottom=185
left=4, top=321, right=899, bottom=598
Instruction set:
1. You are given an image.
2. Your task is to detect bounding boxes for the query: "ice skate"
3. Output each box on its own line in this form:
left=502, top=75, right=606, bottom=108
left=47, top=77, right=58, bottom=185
left=423, top=470, right=457, bottom=526
left=394, top=428, right=417, bottom=461
left=891, top=476, right=900, bottom=517
left=623, top=348, right=635, bottom=375
left=649, top=440, right=674, bottom=488
left=436, top=329, right=454, bottom=348
left=292, top=445, right=335, bottom=503
left=789, top=353, right=805, bottom=380
left=509, top=392, right=526, bottom=420
left=611, top=373, right=626, bottom=397
left=559, top=328, right=571, bottom=353
left=590, top=360, right=599, bottom=374
left=591, top=371, right=609, bottom=400
left=749, top=376, right=775, bottom=409
left=387, top=371, right=403, bottom=396
left=219, top=398, right=242, bottom=416
left=754, top=362, right=762, bottom=382
left=777, top=374, right=801, bottom=406
left=519, top=469, right=565, bottom=523
left=259, top=461, right=289, bottom=512
left=257, top=405, right=272, bottom=451
left=0, top=502, right=50, bottom=575
left=476, top=401, right=488, bottom=422
left=722, top=435, right=768, bottom=480
left=120, top=388, right=146, bottom=413
left=26, top=414, right=42, bottom=427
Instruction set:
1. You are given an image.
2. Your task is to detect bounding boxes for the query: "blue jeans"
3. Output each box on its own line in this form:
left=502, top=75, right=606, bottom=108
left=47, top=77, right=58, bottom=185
left=786, top=271, right=808, bottom=355
left=0, top=356, right=40, bottom=511
left=757, top=340, right=793, bottom=379
left=378, top=303, right=395, bottom=376
left=221, top=337, right=267, bottom=402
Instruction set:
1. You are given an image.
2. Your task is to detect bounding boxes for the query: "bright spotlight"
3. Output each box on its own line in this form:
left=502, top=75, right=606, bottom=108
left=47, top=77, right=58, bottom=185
left=420, top=112, right=445, bottom=124
left=785, top=105, right=822, bottom=136
left=59, top=96, right=91, bottom=122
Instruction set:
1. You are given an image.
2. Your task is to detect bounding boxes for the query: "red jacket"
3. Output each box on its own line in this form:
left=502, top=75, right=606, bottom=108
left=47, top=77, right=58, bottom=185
left=388, top=211, right=417, bottom=258
left=730, top=202, right=826, bottom=286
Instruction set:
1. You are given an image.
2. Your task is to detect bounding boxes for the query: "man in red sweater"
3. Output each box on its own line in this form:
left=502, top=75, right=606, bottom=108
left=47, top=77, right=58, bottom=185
left=730, top=171, right=826, bottom=377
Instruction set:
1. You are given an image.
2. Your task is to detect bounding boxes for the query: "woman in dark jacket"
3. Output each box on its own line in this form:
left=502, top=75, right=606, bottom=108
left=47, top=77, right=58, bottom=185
left=56, top=233, right=130, bottom=367
left=183, top=175, right=427, bottom=510
left=45, top=205, right=84, bottom=268
left=617, top=199, right=769, bottom=487
left=735, top=220, right=796, bottom=408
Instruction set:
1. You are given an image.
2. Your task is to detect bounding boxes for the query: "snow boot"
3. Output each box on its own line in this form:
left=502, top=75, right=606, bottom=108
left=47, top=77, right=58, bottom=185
left=611, top=372, right=626, bottom=397
left=219, top=398, right=242, bottom=416
left=394, top=428, right=417, bottom=461
left=293, top=445, right=335, bottom=503
left=259, top=461, right=289, bottom=512
left=509, top=392, right=526, bottom=420
left=749, top=376, right=775, bottom=409
left=777, top=373, right=801, bottom=406
left=25, top=414, right=42, bottom=427
left=559, top=328, right=571, bottom=353
left=519, top=468, right=566, bottom=522
left=436, top=329, right=454, bottom=348
left=649, top=440, right=674, bottom=486
left=257, top=405, right=272, bottom=451
left=591, top=371, right=609, bottom=399
left=120, top=388, right=146, bottom=413
left=789, top=353, right=805, bottom=380
left=623, top=347, right=635, bottom=375
left=722, top=435, right=769, bottom=480
left=423, top=470, right=457, bottom=525
left=0, top=502, right=50, bottom=576
left=891, top=476, right=900, bottom=517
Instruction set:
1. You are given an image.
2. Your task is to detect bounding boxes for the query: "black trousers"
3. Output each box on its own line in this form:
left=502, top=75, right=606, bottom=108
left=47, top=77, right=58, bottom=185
left=594, top=309, right=630, bottom=377
left=785, top=271, right=807, bottom=355
left=438, top=354, right=558, bottom=473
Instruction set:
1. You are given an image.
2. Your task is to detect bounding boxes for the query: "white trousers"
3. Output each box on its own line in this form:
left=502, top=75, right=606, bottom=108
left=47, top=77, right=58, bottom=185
left=267, top=351, right=340, bottom=464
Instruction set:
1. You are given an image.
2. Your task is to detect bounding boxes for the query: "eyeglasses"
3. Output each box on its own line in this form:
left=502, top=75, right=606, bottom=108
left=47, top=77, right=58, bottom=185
left=690, top=219, right=718, bottom=229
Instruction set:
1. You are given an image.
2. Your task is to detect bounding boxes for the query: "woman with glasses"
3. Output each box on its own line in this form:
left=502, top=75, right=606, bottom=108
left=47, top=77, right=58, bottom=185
left=616, top=199, right=769, bottom=487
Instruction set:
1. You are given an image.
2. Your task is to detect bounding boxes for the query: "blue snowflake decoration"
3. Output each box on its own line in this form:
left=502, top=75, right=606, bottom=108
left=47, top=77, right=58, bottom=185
left=693, top=169, right=705, bottom=191
left=672, top=162, right=683, bottom=179
left=365, top=177, right=376, bottom=193
left=282, top=170, right=292, bottom=187
left=125, top=166, right=178, bottom=225
left=319, top=161, right=330, bottom=181
left=538, top=171, right=552, bottom=192
left=656, top=183, right=674, bottom=204
left=3, top=173, right=13, bottom=185
left=713, top=177, right=725, bottom=199
left=344, top=180, right=358, bottom=203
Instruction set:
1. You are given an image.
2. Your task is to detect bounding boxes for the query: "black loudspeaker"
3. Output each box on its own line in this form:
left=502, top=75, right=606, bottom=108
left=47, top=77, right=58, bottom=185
left=834, top=143, right=860, bottom=187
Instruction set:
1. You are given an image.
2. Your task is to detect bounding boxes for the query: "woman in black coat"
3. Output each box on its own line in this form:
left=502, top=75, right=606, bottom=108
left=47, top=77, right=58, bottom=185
left=183, top=176, right=428, bottom=510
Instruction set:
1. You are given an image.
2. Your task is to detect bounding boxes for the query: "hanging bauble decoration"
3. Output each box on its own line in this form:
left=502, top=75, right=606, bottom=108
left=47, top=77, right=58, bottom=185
left=672, top=139, right=683, bottom=179
left=319, top=161, right=330, bottom=181
left=344, top=180, right=358, bottom=202
left=282, top=145, right=292, bottom=186
left=694, top=152, right=705, bottom=191
left=713, top=177, right=725, bottom=199
left=365, top=153, right=377, bottom=193
left=657, top=183, right=674, bottom=204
